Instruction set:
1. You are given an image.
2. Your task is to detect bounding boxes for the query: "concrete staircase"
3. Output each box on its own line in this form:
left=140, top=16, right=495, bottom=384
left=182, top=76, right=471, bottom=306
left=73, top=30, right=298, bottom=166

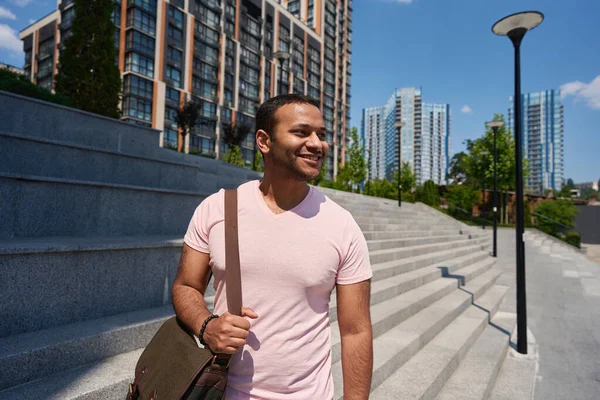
left=0, top=92, right=514, bottom=399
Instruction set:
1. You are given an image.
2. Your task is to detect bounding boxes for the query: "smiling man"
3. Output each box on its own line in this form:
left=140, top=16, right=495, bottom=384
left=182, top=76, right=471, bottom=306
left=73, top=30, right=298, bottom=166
left=173, top=94, right=373, bottom=399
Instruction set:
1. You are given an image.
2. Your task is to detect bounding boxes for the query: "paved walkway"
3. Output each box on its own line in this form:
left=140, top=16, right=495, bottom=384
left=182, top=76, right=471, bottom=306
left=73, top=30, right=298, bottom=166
left=583, top=243, right=600, bottom=264
left=494, top=228, right=600, bottom=400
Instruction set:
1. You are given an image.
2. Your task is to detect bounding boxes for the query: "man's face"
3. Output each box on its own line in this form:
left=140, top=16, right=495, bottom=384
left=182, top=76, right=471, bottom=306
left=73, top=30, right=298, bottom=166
left=265, top=103, right=329, bottom=181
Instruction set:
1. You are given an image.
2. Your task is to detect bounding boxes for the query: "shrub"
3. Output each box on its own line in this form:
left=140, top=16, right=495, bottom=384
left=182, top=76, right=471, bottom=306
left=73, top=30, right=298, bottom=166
left=0, top=67, right=71, bottom=106
left=566, top=231, right=581, bottom=248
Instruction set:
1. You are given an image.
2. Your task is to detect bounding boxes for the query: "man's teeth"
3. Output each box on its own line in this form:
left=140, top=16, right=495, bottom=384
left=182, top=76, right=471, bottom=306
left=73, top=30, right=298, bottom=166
left=300, top=155, right=319, bottom=161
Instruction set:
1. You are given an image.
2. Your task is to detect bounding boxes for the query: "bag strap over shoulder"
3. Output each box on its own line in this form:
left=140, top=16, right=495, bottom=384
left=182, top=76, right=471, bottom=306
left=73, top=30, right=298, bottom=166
left=224, top=189, right=243, bottom=316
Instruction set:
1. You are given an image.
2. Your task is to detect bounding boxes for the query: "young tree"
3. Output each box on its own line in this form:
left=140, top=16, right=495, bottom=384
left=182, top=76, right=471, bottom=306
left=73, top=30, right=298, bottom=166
left=534, top=200, right=579, bottom=236
left=252, top=150, right=264, bottom=172
left=444, top=184, right=479, bottom=219
left=446, top=152, right=468, bottom=184
left=174, top=101, right=200, bottom=153
left=55, top=0, right=121, bottom=118
left=566, top=178, right=575, bottom=189
left=345, top=127, right=368, bottom=193
left=400, top=161, right=416, bottom=194
left=221, top=122, right=252, bottom=167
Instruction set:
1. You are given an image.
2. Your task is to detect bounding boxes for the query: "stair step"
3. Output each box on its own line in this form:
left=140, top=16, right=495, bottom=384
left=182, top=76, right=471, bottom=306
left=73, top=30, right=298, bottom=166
left=372, top=244, right=490, bottom=282
left=330, top=255, right=496, bottom=364
left=436, top=311, right=516, bottom=400
left=363, top=228, right=464, bottom=241
left=0, top=348, right=142, bottom=400
left=368, top=233, right=489, bottom=252
left=368, top=283, right=508, bottom=400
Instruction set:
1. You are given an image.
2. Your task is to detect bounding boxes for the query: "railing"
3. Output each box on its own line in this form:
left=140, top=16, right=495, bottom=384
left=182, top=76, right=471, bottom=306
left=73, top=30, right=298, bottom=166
left=530, top=212, right=581, bottom=248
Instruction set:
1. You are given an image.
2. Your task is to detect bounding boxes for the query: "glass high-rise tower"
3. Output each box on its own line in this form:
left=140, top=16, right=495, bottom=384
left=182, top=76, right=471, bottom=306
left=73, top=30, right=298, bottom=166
left=508, top=89, right=564, bottom=194
left=361, top=87, right=450, bottom=185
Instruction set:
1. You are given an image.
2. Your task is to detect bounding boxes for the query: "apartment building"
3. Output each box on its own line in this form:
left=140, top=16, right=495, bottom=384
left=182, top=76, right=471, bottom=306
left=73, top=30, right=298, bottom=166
left=19, top=0, right=353, bottom=179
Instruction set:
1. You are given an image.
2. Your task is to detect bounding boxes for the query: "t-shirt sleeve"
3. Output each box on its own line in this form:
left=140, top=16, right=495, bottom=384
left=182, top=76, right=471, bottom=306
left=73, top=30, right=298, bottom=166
left=183, top=190, right=224, bottom=254
left=337, top=213, right=373, bottom=285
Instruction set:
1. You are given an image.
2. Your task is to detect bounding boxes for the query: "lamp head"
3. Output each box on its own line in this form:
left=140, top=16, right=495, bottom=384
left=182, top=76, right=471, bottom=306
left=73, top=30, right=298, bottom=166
left=485, top=121, right=505, bottom=129
left=492, top=11, right=544, bottom=37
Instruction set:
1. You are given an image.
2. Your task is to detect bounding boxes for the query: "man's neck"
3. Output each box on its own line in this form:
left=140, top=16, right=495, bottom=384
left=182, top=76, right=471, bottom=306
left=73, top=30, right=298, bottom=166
left=258, top=170, right=310, bottom=213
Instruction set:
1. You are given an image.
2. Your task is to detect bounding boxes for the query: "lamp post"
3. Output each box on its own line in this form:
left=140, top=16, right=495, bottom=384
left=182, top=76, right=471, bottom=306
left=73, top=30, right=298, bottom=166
left=492, top=11, right=544, bottom=355
left=273, top=51, right=291, bottom=96
left=394, top=121, right=405, bottom=207
left=486, top=121, right=505, bottom=258
left=480, top=151, right=490, bottom=230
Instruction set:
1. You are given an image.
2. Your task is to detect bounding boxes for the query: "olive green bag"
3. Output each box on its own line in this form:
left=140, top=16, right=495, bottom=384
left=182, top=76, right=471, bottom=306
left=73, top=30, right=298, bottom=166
left=126, top=189, right=243, bottom=400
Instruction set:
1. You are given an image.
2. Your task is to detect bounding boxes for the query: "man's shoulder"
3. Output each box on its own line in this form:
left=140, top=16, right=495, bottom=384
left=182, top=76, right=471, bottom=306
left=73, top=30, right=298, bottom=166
left=309, top=186, right=353, bottom=221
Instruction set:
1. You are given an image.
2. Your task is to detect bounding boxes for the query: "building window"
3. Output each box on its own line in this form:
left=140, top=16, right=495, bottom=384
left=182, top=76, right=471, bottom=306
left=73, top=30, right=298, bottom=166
left=224, top=90, right=233, bottom=107
left=129, top=0, right=157, bottom=14
left=124, top=74, right=154, bottom=99
left=225, top=20, right=235, bottom=36
left=195, top=5, right=220, bottom=29
left=163, top=128, right=178, bottom=149
left=239, top=64, right=259, bottom=84
left=222, top=107, right=232, bottom=122
left=166, top=66, right=182, bottom=88
left=38, top=77, right=53, bottom=90
left=195, top=22, right=220, bottom=46
left=165, top=106, right=178, bottom=122
left=192, top=77, right=218, bottom=100
left=166, top=86, right=179, bottom=102
left=189, top=135, right=215, bottom=156
left=125, top=52, right=154, bottom=78
left=288, top=0, right=300, bottom=14
left=168, top=24, right=184, bottom=47
left=239, top=46, right=259, bottom=66
left=168, top=5, right=184, bottom=28
left=167, top=46, right=183, bottom=68
left=123, top=96, right=152, bottom=121
left=238, top=96, right=257, bottom=115
left=126, top=30, right=155, bottom=56
left=193, top=59, right=218, bottom=81
left=127, top=8, right=156, bottom=35
left=239, top=80, right=259, bottom=99
left=38, top=38, right=54, bottom=59
left=200, top=101, right=217, bottom=119
left=195, top=42, right=219, bottom=65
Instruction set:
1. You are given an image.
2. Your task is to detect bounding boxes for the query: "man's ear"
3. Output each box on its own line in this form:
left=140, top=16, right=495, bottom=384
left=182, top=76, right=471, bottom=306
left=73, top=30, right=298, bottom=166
left=256, top=129, right=271, bottom=155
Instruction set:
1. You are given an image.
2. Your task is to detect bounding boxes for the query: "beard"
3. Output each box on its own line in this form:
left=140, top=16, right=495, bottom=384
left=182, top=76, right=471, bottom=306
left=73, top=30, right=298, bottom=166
left=270, top=142, right=323, bottom=181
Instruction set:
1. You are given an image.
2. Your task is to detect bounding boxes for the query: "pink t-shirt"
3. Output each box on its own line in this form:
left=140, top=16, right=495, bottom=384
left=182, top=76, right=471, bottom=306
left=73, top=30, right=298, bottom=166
left=183, top=180, right=372, bottom=399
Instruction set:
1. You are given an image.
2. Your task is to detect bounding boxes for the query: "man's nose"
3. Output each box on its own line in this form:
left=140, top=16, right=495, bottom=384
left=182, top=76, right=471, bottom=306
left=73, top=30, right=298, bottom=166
left=306, top=131, right=323, bottom=150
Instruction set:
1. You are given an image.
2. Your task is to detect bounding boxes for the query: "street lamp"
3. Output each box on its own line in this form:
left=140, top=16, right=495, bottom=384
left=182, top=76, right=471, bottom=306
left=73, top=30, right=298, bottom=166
left=394, top=121, right=405, bottom=207
left=492, top=10, right=544, bottom=355
left=480, top=151, right=490, bottom=230
left=486, top=120, right=505, bottom=258
left=273, top=51, right=291, bottom=96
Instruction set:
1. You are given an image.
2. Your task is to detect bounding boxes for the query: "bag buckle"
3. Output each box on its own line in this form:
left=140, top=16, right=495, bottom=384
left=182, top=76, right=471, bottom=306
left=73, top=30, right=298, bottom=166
left=210, top=355, right=231, bottom=369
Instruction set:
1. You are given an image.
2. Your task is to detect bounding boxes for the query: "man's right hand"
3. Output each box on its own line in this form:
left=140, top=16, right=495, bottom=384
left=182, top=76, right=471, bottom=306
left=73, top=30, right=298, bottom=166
left=203, top=307, right=258, bottom=354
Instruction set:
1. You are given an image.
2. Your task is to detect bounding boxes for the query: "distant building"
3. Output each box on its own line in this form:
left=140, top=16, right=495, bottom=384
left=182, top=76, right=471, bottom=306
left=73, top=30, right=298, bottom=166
left=508, top=89, right=564, bottom=194
left=19, top=0, right=353, bottom=179
left=0, top=62, right=26, bottom=75
left=361, top=87, right=451, bottom=185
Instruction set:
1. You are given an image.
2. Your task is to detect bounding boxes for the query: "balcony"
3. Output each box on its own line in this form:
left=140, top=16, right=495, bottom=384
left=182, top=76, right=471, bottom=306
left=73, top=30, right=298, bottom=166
left=35, top=68, right=53, bottom=80
left=59, top=18, right=74, bottom=31
left=198, top=0, right=222, bottom=12
left=36, top=52, right=53, bottom=62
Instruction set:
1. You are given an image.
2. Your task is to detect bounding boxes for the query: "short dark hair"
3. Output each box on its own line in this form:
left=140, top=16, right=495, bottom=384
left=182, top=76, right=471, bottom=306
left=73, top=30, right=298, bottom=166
left=255, top=94, right=321, bottom=137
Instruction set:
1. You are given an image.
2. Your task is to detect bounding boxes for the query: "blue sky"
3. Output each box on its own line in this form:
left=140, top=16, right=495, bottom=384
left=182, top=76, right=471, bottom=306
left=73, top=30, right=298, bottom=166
left=1, top=0, right=598, bottom=182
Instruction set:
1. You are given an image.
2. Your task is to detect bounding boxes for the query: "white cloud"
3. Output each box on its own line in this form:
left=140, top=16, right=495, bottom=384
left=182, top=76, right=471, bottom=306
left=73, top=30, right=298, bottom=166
left=0, top=6, right=17, bottom=20
left=8, top=0, right=34, bottom=7
left=0, top=23, right=22, bottom=54
left=561, top=76, right=600, bottom=110
left=461, top=105, right=473, bottom=114
left=394, top=0, right=413, bottom=3
left=28, top=18, right=36, bottom=24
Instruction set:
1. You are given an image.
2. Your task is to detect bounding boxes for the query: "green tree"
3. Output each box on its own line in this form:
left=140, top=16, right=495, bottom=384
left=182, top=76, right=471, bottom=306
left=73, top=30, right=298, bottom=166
left=417, top=180, right=440, bottom=206
left=446, top=152, right=468, bottom=184
left=566, top=178, right=575, bottom=189
left=54, top=0, right=121, bottom=118
left=252, top=150, right=264, bottom=172
left=558, top=185, right=572, bottom=198
left=444, top=184, right=479, bottom=219
left=463, top=114, right=528, bottom=192
left=309, top=159, right=327, bottom=186
left=221, top=122, right=252, bottom=167
left=345, top=127, right=368, bottom=193
left=534, top=200, right=580, bottom=236
left=400, top=161, right=416, bottom=195
left=174, top=101, right=200, bottom=153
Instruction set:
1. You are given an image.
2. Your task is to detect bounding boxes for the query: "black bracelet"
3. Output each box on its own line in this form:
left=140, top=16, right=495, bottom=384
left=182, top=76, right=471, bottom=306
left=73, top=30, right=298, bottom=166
left=199, top=314, right=219, bottom=347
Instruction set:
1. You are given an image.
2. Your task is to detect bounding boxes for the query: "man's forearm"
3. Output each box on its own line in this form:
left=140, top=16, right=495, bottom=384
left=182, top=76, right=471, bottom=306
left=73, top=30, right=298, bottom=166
left=172, top=284, right=212, bottom=337
left=340, top=330, right=373, bottom=400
